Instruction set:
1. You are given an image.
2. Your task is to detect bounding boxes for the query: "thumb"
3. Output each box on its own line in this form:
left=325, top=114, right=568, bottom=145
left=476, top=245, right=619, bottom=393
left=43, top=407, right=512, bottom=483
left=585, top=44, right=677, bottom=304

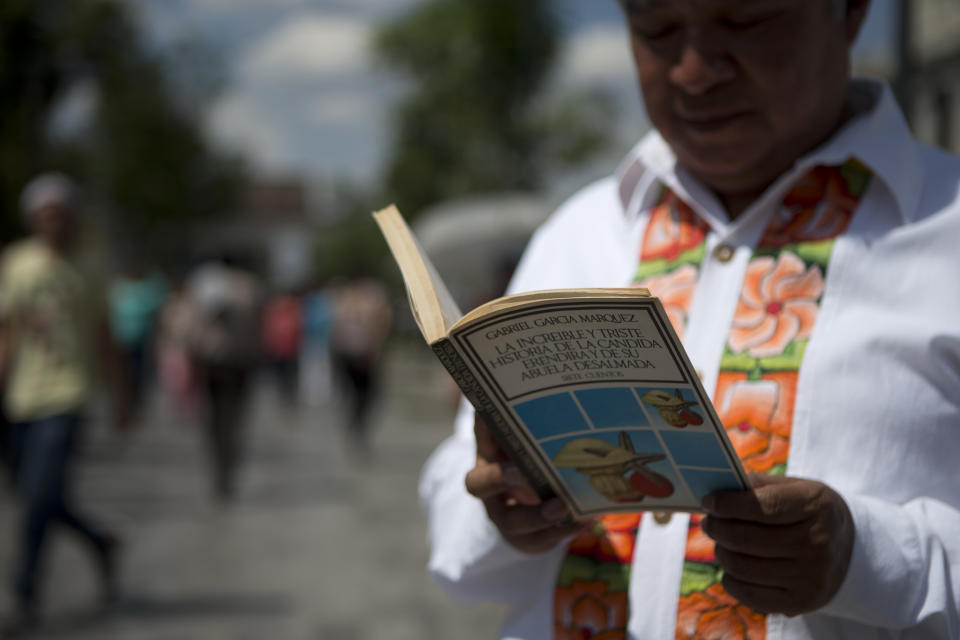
left=474, top=415, right=507, bottom=462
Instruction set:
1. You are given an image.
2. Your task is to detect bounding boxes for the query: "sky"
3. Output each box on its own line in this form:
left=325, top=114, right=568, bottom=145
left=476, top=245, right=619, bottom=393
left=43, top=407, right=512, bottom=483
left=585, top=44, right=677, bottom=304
left=124, top=0, right=897, bottom=190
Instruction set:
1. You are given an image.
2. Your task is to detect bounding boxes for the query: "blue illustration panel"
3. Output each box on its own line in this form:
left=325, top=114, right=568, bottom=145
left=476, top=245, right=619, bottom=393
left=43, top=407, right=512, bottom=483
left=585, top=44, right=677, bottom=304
left=680, top=469, right=743, bottom=504
left=513, top=393, right=589, bottom=440
left=538, top=429, right=683, bottom=511
left=635, top=386, right=706, bottom=430
left=659, top=430, right=731, bottom=469
left=574, top=387, right=650, bottom=429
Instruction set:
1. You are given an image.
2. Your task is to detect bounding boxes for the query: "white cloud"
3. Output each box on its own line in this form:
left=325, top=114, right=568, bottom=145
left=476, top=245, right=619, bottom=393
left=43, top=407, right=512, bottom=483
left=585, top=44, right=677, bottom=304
left=189, top=5, right=646, bottom=183
left=203, top=10, right=389, bottom=179
left=208, top=93, right=296, bottom=173
left=309, top=92, right=374, bottom=126
left=243, top=14, right=372, bottom=80
left=190, top=0, right=301, bottom=8
left=559, top=24, right=636, bottom=87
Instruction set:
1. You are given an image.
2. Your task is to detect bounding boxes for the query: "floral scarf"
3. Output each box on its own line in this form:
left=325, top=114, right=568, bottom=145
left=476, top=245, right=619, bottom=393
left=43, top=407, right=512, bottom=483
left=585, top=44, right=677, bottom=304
left=552, top=160, right=873, bottom=640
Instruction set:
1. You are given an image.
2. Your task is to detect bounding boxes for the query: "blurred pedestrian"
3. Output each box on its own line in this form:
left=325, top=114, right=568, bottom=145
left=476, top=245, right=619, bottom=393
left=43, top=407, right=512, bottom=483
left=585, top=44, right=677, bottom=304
left=108, top=260, right=167, bottom=425
left=0, top=242, right=8, bottom=489
left=156, top=278, right=198, bottom=419
left=0, top=173, right=128, bottom=633
left=331, top=277, right=392, bottom=455
left=186, top=255, right=261, bottom=501
left=299, top=281, right=336, bottom=407
left=261, top=292, right=302, bottom=410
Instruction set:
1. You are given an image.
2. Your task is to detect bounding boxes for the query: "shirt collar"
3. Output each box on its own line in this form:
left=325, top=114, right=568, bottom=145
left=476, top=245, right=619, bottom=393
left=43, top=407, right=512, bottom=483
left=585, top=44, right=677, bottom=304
left=616, top=79, right=924, bottom=227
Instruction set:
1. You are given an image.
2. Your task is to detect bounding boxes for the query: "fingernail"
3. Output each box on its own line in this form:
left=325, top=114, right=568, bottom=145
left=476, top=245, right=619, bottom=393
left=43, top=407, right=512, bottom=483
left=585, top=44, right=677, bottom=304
left=701, top=495, right=716, bottom=513
left=540, top=498, right=569, bottom=523
left=502, top=465, right=526, bottom=488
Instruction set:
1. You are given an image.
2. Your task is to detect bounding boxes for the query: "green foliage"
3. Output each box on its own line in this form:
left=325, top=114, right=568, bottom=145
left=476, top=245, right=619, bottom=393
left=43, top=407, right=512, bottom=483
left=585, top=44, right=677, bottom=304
left=313, top=184, right=391, bottom=283
left=0, top=0, right=245, bottom=245
left=375, top=0, right=614, bottom=218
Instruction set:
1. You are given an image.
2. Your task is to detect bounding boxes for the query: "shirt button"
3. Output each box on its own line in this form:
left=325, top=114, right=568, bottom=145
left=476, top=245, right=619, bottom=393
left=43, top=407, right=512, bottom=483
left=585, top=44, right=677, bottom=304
left=653, top=512, right=672, bottom=525
left=713, top=244, right=735, bottom=263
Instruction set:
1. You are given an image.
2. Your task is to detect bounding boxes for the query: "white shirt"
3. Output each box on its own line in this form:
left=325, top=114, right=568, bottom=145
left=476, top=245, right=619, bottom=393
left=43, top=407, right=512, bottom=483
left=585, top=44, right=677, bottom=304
left=419, top=80, right=960, bottom=639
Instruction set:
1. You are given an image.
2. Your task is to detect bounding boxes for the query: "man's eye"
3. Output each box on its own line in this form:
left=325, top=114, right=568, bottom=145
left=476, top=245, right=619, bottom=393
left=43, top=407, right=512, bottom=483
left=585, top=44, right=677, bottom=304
left=632, top=23, right=680, bottom=41
left=721, top=13, right=777, bottom=30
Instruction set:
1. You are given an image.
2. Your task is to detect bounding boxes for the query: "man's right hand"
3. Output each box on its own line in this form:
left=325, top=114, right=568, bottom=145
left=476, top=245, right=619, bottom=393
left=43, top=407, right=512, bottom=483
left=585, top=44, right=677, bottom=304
left=464, top=416, right=588, bottom=554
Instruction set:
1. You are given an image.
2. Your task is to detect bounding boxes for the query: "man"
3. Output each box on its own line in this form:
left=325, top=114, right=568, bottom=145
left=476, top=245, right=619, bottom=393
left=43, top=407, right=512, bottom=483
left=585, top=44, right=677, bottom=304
left=420, top=1, right=960, bottom=638
left=187, top=254, right=262, bottom=500
left=331, top=276, right=393, bottom=456
left=0, top=173, right=126, bottom=632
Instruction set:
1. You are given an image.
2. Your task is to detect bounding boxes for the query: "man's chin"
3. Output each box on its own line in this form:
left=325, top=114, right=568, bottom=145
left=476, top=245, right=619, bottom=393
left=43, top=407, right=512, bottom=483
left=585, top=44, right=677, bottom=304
left=674, top=145, right=770, bottom=191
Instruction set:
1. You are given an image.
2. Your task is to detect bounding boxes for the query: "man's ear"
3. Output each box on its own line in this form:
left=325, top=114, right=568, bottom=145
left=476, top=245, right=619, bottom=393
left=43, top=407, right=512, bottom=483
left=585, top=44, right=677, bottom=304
left=844, top=0, right=872, bottom=46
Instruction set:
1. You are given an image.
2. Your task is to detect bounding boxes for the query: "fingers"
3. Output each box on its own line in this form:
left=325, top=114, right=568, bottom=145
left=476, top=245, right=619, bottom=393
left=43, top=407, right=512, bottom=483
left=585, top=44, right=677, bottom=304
left=470, top=414, right=582, bottom=554
left=469, top=415, right=540, bottom=505
left=483, top=497, right=582, bottom=553
left=720, top=574, right=794, bottom=616
left=465, top=456, right=509, bottom=500
left=703, top=475, right=826, bottom=525
left=507, top=519, right=588, bottom=554
left=701, top=516, right=810, bottom=558
left=700, top=477, right=856, bottom=616
left=713, top=546, right=797, bottom=588
left=465, top=460, right=540, bottom=505
left=485, top=497, right=572, bottom=536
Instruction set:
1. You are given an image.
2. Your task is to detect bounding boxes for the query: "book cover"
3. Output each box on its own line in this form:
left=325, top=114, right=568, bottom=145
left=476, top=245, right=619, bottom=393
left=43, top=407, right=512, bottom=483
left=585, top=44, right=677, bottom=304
left=374, top=205, right=749, bottom=517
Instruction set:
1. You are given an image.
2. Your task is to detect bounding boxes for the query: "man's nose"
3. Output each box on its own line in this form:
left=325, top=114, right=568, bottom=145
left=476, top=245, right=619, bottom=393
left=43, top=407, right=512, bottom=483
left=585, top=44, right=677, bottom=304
left=668, top=29, right=735, bottom=96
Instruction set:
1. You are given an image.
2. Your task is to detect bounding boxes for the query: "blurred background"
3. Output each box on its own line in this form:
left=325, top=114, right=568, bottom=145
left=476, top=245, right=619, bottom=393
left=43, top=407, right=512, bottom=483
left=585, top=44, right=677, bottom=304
left=0, top=0, right=957, bottom=638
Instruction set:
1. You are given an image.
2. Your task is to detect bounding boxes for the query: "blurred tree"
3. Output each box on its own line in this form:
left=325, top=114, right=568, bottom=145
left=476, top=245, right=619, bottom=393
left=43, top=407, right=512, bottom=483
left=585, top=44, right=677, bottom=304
left=0, top=0, right=244, bottom=247
left=314, top=181, right=393, bottom=283
left=375, top=0, right=615, bottom=218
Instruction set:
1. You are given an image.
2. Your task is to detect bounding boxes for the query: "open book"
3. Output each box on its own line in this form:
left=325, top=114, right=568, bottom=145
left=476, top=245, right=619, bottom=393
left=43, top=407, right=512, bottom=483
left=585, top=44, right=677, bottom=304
left=374, top=205, right=749, bottom=517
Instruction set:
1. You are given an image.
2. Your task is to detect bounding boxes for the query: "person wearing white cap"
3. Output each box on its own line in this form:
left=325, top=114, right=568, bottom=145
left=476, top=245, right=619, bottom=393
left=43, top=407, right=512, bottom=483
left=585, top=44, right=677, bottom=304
left=0, top=172, right=127, bottom=633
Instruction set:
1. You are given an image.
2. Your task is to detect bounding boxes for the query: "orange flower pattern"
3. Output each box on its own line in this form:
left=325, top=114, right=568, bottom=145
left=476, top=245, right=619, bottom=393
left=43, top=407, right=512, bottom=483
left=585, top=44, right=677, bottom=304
left=639, top=190, right=709, bottom=263
left=714, top=371, right=796, bottom=473
left=554, top=514, right=643, bottom=640
left=676, top=161, right=872, bottom=639
left=675, top=582, right=767, bottom=640
left=634, top=190, right=711, bottom=338
left=760, top=162, right=869, bottom=248
left=727, top=253, right=823, bottom=358
left=553, top=162, right=871, bottom=640
left=554, top=580, right=629, bottom=640
left=639, top=265, right=699, bottom=340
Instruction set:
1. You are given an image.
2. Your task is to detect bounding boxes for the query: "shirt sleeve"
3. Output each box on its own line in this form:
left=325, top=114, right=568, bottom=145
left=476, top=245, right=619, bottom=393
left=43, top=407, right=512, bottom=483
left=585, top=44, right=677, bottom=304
left=818, top=492, right=960, bottom=637
left=419, top=398, right=569, bottom=605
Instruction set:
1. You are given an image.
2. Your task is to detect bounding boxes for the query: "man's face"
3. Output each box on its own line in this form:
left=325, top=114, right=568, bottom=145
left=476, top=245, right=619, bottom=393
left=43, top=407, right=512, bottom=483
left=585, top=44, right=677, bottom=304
left=623, top=0, right=863, bottom=197
left=31, top=203, right=76, bottom=249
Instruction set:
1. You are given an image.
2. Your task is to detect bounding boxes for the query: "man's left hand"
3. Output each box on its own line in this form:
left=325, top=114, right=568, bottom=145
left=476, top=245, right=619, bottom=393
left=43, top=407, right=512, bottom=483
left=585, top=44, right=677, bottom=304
left=701, top=474, right=855, bottom=617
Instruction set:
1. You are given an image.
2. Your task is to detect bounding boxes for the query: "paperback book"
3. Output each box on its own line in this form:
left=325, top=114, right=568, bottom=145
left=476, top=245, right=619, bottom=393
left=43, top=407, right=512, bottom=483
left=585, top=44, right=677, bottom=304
left=374, top=205, right=749, bottom=517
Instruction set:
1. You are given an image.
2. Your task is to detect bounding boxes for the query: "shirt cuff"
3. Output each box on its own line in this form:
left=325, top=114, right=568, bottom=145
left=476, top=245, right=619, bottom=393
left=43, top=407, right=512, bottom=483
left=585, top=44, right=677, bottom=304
left=819, top=493, right=924, bottom=627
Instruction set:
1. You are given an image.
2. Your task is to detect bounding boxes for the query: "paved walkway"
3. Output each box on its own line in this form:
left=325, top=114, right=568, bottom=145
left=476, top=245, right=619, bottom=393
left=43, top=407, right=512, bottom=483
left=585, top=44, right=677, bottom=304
left=0, top=344, right=505, bottom=639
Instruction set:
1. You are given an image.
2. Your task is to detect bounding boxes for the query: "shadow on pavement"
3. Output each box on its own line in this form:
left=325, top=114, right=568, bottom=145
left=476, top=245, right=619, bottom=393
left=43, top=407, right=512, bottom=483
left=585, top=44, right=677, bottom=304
left=23, top=591, right=291, bottom=638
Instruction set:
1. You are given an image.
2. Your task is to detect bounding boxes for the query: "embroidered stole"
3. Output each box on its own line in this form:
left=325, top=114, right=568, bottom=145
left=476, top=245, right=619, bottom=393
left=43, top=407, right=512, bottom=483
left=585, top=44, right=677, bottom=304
left=552, top=161, right=873, bottom=640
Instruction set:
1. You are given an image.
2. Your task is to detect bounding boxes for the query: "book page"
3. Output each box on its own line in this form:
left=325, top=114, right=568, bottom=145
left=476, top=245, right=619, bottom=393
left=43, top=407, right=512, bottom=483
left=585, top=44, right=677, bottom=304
left=373, top=206, right=462, bottom=341
left=414, top=230, right=463, bottom=335
left=452, top=298, right=748, bottom=516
